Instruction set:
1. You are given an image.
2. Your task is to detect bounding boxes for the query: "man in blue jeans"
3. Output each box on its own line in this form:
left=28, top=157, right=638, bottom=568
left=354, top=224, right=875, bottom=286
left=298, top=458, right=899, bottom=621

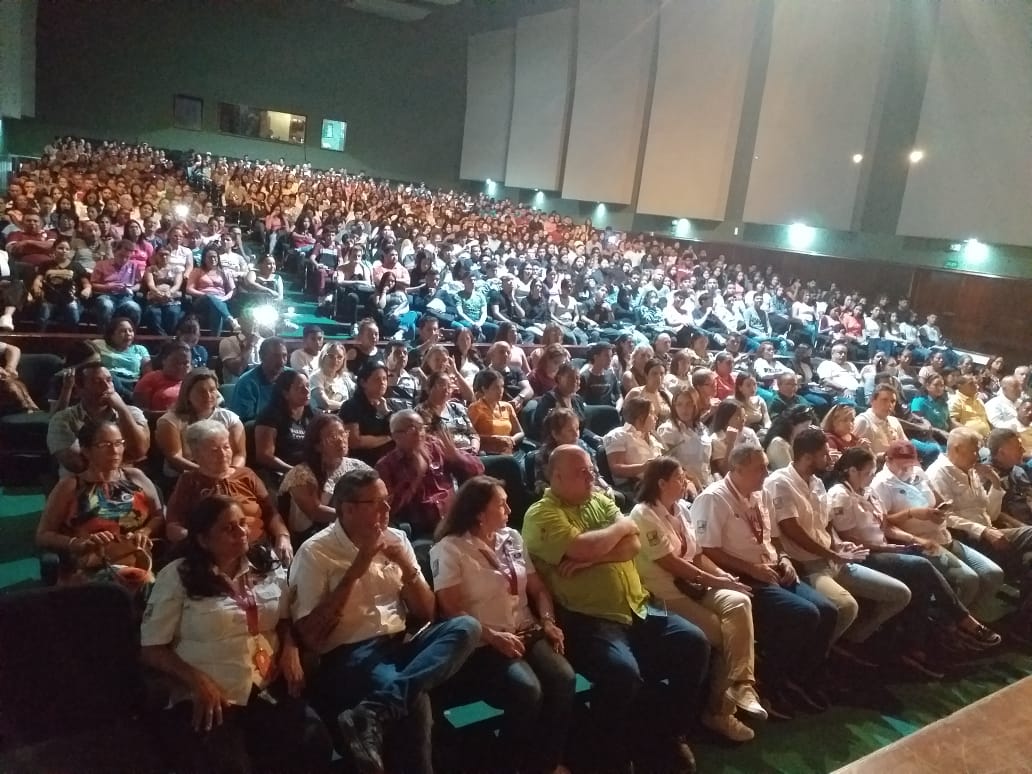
left=290, top=469, right=480, bottom=774
left=523, top=445, right=709, bottom=774
left=696, top=444, right=838, bottom=719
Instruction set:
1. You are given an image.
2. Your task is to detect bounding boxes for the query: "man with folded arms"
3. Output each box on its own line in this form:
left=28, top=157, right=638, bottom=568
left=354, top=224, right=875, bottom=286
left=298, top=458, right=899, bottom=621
left=522, top=445, right=709, bottom=773
left=290, top=468, right=480, bottom=774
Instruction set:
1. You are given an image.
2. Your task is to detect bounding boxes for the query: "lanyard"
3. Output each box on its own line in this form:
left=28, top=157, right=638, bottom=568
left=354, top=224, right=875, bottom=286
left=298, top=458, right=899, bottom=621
left=475, top=535, right=519, bottom=597
left=726, top=479, right=765, bottom=547
left=224, top=574, right=260, bottom=636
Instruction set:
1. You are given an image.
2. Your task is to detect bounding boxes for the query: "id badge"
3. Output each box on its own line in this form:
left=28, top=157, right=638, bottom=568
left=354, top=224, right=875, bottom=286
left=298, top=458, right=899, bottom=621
left=253, top=646, right=272, bottom=679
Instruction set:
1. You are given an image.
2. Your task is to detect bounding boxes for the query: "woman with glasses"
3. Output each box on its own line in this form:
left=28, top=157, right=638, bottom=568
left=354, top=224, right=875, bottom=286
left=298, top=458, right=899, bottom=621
left=36, top=420, right=163, bottom=583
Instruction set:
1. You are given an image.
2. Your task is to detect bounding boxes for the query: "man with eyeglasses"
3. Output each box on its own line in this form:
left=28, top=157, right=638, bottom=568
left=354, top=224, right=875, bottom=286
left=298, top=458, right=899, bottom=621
left=374, top=409, right=483, bottom=539
left=290, top=468, right=480, bottom=774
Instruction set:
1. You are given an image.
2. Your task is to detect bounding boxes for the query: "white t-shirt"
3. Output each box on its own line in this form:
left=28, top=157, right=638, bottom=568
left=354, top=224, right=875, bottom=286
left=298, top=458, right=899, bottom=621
left=602, top=424, right=662, bottom=485
left=817, top=359, right=860, bottom=394
left=429, top=528, right=536, bottom=633
left=279, top=458, right=372, bottom=533
left=655, top=421, right=713, bottom=487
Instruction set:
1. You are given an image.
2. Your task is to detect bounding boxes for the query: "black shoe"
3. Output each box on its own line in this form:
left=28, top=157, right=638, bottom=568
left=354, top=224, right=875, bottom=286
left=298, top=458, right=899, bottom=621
left=337, top=704, right=386, bottom=774
left=762, top=689, right=796, bottom=721
left=784, top=679, right=829, bottom=712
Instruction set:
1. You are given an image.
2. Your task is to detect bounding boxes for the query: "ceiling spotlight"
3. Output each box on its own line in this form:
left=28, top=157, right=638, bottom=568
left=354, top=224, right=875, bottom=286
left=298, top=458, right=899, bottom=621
left=908, top=149, right=925, bottom=164
left=852, top=153, right=863, bottom=164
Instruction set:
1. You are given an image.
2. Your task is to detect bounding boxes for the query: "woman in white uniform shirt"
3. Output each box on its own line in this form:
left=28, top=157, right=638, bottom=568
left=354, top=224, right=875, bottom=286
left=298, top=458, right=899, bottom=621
left=431, top=476, right=575, bottom=774
left=602, top=395, right=663, bottom=491
left=630, top=457, right=764, bottom=742
left=871, top=440, right=1005, bottom=614
left=142, top=494, right=332, bottom=773
left=656, top=385, right=713, bottom=493
left=827, top=448, right=1000, bottom=670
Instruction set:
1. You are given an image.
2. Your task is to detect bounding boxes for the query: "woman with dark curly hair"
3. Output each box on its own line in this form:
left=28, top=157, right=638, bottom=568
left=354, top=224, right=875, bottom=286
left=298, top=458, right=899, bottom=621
left=142, top=494, right=332, bottom=773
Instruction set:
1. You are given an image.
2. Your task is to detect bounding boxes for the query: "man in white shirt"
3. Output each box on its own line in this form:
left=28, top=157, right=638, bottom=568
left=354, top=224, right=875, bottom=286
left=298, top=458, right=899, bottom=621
left=927, top=428, right=1032, bottom=584
left=764, top=428, right=910, bottom=652
left=289, top=325, right=324, bottom=376
left=695, top=444, right=837, bottom=718
left=985, top=376, right=1022, bottom=431
left=290, top=469, right=480, bottom=773
left=816, top=345, right=861, bottom=397
left=852, top=384, right=908, bottom=460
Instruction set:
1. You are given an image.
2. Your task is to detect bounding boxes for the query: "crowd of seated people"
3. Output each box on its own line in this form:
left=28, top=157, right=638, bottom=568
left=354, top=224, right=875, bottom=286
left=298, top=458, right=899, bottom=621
left=7, top=137, right=1032, bottom=772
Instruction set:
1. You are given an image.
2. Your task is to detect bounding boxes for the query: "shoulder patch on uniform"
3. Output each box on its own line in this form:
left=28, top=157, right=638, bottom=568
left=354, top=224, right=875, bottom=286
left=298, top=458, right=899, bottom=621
left=431, top=558, right=440, bottom=577
left=832, top=506, right=844, bottom=516
left=773, top=496, right=786, bottom=510
left=647, top=530, right=660, bottom=547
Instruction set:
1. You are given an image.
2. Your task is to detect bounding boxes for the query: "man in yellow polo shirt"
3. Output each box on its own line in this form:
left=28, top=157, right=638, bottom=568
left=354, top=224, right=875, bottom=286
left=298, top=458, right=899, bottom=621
left=950, top=374, right=992, bottom=438
left=523, top=445, right=708, bottom=774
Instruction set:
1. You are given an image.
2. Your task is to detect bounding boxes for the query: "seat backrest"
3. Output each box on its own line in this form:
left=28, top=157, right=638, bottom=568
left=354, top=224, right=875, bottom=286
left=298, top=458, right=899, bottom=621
left=595, top=445, right=613, bottom=482
left=583, top=404, right=620, bottom=437
left=520, top=399, right=539, bottom=441
left=0, top=583, right=143, bottom=746
left=16, top=353, right=64, bottom=405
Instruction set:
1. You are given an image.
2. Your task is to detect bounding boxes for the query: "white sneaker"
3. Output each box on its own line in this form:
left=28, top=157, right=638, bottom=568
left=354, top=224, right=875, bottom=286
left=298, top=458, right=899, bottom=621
left=0, top=313, right=12, bottom=331
left=702, top=712, right=755, bottom=742
left=726, top=682, right=768, bottom=720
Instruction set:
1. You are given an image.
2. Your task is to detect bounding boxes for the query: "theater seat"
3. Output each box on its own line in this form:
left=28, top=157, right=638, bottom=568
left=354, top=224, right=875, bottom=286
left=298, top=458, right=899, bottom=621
left=0, top=353, right=63, bottom=483
left=0, top=584, right=163, bottom=773
left=583, top=404, right=620, bottom=438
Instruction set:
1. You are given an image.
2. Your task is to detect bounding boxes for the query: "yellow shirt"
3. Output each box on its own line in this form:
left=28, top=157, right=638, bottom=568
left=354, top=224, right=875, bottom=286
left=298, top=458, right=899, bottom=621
left=468, top=398, right=517, bottom=437
left=522, top=489, right=648, bottom=625
left=949, top=392, right=991, bottom=438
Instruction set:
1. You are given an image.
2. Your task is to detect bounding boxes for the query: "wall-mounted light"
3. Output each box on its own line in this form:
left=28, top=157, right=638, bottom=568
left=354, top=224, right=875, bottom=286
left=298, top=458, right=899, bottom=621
left=787, top=222, right=816, bottom=249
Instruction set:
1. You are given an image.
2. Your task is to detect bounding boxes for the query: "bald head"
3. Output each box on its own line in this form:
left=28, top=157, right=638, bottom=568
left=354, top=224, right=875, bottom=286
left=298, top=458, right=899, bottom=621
left=547, top=444, right=594, bottom=505
left=1000, top=375, right=1021, bottom=401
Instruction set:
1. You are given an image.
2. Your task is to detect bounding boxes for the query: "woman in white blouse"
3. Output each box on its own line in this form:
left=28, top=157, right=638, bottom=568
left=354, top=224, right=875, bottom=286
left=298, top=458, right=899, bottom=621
left=762, top=404, right=814, bottom=471
left=602, top=395, right=663, bottom=491
left=735, top=373, right=771, bottom=434
left=656, top=385, right=713, bottom=493
left=431, top=476, right=574, bottom=774
left=630, top=458, right=763, bottom=742
left=308, top=342, right=355, bottom=412
left=141, top=494, right=332, bottom=773
left=279, top=414, right=371, bottom=544
left=708, top=399, right=760, bottom=478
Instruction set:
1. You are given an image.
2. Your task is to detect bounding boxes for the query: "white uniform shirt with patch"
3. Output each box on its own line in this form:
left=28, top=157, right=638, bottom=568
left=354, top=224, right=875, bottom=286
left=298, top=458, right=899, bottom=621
left=693, top=477, right=778, bottom=566
left=142, top=558, right=286, bottom=706
left=870, top=467, right=950, bottom=544
left=429, top=528, right=536, bottom=634
left=289, top=522, right=414, bottom=652
left=826, top=484, right=887, bottom=546
left=630, top=500, right=698, bottom=601
left=764, top=465, right=833, bottom=561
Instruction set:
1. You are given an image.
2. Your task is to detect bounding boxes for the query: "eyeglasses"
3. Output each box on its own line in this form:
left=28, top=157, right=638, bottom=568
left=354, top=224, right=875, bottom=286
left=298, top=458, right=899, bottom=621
left=92, top=439, right=126, bottom=450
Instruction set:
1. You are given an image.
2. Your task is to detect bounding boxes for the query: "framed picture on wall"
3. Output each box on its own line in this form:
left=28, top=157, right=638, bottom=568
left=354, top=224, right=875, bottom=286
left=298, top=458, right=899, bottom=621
left=173, top=94, right=203, bottom=131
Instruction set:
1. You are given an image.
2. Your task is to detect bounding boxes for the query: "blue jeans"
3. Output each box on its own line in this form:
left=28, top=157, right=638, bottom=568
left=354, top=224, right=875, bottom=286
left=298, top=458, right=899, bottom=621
left=748, top=579, right=837, bottom=687
left=194, top=294, right=234, bottom=337
left=451, top=637, right=576, bottom=772
left=862, top=551, right=968, bottom=648
left=92, top=293, right=141, bottom=328
left=801, top=559, right=912, bottom=643
left=557, top=605, right=709, bottom=767
left=930, top=542, right=1004, bottom=613
left=141, top=301, right=183, bottom=336
left=318, top=617, right=480, bottom=774
left=37, top=300, right=81, bottom=330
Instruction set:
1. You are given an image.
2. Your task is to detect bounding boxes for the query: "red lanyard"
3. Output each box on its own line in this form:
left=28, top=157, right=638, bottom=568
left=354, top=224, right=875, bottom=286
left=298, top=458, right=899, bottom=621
left=224, top=575, right=260, bottom=636
left=728, top=480, right=765, bottom=546
left=477, top=537, right=519, bottom=597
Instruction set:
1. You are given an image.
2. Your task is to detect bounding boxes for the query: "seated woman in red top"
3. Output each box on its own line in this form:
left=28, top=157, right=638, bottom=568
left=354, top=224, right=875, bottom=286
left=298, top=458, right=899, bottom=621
left=712, top=352, right=737, bottom=400
left=186, top=246, right=239, bottom=337
left=821, top=402, right=867, bottom=464
left=529, top=343, right=569, bottom=397
left=133, top=341, right=192, bottom=412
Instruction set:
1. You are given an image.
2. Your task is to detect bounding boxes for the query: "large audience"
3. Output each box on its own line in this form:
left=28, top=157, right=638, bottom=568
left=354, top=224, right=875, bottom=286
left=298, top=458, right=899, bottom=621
left=3, top=137, right=1032, bottom=773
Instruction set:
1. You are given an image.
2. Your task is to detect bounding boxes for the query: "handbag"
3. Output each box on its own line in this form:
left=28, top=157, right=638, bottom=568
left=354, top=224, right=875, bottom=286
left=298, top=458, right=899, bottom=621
left=673, top=577, right=708, bottom=600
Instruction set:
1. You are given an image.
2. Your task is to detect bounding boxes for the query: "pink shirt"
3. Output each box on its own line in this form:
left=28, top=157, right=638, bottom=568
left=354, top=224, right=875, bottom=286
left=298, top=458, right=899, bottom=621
left=190, top=267, right=233, bottom=297
left=91, top=259, right=142, bottom=292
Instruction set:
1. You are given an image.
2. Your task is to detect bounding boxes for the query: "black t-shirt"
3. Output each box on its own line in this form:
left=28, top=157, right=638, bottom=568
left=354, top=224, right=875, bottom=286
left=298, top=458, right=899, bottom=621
left=38, top=260, right=87, bottom=304
left=579, top=367, right=620, bottom=407
left=488, top=290, right=523, bottom=323
left=500, top=366, right=526, bottom=402
left=255, top=405, right=312, bottom=467
left=346, top=346, right=378, bottom=375
left=339, top=393, right=395, bottom=465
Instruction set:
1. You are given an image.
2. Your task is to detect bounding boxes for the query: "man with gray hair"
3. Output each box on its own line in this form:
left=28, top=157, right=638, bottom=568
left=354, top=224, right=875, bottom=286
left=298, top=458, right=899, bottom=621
left=374, top=409, right=484, bottom=538
left=929, top=427, right=1032, bottom=580
left=985, top=376, right=1023, bottom=431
